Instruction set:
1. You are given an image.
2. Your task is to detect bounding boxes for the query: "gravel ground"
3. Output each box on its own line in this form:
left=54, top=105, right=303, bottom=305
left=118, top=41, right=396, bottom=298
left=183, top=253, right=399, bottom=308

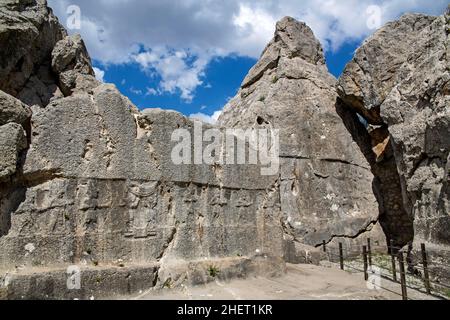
left=123, top=263, right=444, bottom=300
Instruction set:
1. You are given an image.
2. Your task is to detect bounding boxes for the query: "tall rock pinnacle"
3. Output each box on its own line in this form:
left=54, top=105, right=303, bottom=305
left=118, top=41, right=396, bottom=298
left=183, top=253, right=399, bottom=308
left=219, top=16, right=384, bottom=250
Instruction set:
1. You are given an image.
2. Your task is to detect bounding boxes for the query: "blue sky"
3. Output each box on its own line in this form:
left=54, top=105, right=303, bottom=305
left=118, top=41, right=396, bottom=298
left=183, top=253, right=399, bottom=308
left=95, top=43, right=357, bottom=116
left=48, top=0, right=448, bottom=123
left=96, top=55, right=257, bottom=118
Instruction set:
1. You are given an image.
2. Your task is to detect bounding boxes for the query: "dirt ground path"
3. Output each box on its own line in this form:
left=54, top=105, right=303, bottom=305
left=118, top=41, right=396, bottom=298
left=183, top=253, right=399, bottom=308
left=125, top=264, right=441, bottom=300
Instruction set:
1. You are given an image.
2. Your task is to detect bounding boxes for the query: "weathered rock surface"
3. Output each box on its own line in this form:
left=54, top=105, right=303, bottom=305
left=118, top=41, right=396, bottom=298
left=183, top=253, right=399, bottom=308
left=219, top=17, right=384, bottom=249
left=337, top=9, right=450, bottom=282
left=1, top=0, right=449, bottom=299
left=0, top=0, right=96, bottom=107
left=0, top=79, right=285, bottom=295
left=51, top=34, right=95, bottom=96
left=1, top=78, right=284, bottom=292
left=1, top=80, right=282, bottom=267
left=338, top=11, right=449, bottom=255
left=283, top=238, right=326, bottom=265
left=0, top=123, right=27, bottom=182
left=0, top=1, right=286, bottom=299
left=0, top=0, right=66, bottom=106
left=338, top=14, right=439, bottom=125
left=0, top=90, right=31, bottom=127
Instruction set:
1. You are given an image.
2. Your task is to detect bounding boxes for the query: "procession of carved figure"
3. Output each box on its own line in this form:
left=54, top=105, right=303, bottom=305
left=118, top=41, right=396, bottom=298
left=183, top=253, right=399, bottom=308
left=236, top=190, right=253, bottom=208
left=183, top=184, right=199, bottom=203
left=263, top=189, right=280, bottom=210
left=209, top=188, right=227, bottom=217
left=77, top=180, right=98, bottom=211
left=125, top=181, right=159, bottom=239
left=183, top=183, right=200, bottom=216
left=210, top=188, right=228, bottom=207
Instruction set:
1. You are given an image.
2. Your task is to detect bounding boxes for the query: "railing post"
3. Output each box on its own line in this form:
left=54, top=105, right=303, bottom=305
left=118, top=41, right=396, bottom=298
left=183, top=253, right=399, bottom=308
left=322, top=240, right=326, bottom=253
left=390, top=239, right=397, bottom=282
left=421, top=243, right=431, bottom=295
left=367, top=238, right=372, bottom=267
left=398, top=251, right=408, bottom=300
left=363, top=245, right=368, bottom=281
left=339, top=242, right=344, bottom=270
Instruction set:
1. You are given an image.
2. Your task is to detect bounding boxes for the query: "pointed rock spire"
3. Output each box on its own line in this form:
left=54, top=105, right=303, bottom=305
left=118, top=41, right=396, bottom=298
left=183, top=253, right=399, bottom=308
left=275, top=16, right=325, bottom=64
left=241, top=16, right=325, bottom=88
left=219, top=17, right=382, bottom=249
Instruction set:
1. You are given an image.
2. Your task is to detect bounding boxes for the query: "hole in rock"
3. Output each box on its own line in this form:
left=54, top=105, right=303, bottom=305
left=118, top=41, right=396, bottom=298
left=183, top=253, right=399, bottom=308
left=256, top=116, right=269, bottom=125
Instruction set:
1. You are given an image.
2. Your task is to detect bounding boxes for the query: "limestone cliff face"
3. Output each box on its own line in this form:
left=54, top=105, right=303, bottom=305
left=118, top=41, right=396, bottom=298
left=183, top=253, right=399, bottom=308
left=337, top=10, right=449, bottom=261
left=0, top=0, right=285, bottom=298
left=0, top=0, right=65, bottom=105
left=0, top=0, right=449, bottom=299
left=219, top=17, right=384, bottom=249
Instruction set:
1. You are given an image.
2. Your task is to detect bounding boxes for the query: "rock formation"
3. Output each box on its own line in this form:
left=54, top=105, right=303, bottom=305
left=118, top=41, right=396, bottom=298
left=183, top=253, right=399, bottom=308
left=0, top=0, right=448, bottom=299
left=0, top=0, right=284, bottom=299
left=338, top=9, right=449, bottom=274
left=219, top=17, right=385, bottom=253
left=0, top=0, right=68, bottom=106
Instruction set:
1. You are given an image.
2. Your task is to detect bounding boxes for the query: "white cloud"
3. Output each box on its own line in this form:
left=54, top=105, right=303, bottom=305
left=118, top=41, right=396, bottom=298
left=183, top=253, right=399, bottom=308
left=145, top=87, right=159, bottom=96
left=48, top=0, right=448, bottom=101
left=129, top=87, right=143, bottom=95
left=133, top=48, right=208, bottom=102
left=189, top=110, right=223, bottom=125
left=232, top=4, right=277, bottom=57
left=93, top=67, right=105, bottom=82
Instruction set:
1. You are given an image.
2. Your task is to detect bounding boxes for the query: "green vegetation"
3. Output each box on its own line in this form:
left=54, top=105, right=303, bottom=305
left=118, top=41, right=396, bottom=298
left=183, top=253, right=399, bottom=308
left=445, top=289, right=450, bottom=299
left=371, top=253, right=392, bottom=271
left=31, top=260, right=41, bottom=267
left=163, top=278, right=173, bottom=289
left=208, top=265, right=220, bottom=278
